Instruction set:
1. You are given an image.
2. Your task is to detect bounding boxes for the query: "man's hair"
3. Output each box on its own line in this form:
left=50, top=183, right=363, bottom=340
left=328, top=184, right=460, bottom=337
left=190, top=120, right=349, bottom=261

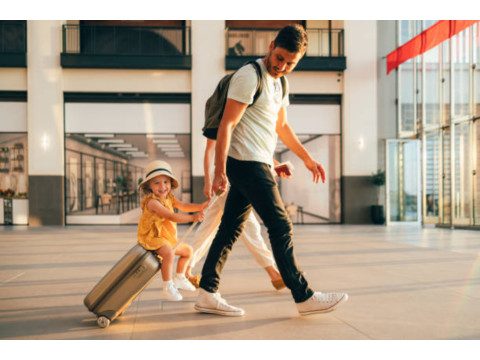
left=273, top=24, right=308, bottom=53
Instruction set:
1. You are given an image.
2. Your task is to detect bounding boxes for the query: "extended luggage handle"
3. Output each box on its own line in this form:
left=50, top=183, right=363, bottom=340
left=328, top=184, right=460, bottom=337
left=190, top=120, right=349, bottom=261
left=172, top=191, right=223, bottom=250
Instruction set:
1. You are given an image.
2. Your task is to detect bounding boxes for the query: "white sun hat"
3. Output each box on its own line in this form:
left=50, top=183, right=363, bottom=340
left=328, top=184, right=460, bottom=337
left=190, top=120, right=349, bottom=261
left=139, top=160, right=179, bottom=190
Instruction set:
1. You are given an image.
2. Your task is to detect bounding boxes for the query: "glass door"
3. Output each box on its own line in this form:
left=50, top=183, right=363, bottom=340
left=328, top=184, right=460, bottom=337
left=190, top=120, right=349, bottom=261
left=386, top=139, right=422, bottom=225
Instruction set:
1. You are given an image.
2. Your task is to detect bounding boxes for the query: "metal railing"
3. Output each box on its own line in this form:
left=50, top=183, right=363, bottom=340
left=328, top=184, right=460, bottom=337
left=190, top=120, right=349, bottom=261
left=226, top=28, right=344, bottom=57
left=62, top=24, right=191, bottom=56
left=0, top=21, right=26, bottom=53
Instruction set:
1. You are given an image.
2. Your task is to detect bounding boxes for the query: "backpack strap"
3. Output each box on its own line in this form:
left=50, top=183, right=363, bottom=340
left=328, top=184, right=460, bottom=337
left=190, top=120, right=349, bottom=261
left=243, top=60, right=263, bottom=107
left=280, top=76, right=287, bottom=101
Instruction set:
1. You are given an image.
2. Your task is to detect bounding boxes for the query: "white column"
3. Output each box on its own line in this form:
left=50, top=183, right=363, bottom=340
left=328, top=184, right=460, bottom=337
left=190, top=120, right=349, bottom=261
left=190, top=20, right=225, bottom=177
left=343, top=20, right=378, bottom=176
left=27, top=20, right=65, bottom=176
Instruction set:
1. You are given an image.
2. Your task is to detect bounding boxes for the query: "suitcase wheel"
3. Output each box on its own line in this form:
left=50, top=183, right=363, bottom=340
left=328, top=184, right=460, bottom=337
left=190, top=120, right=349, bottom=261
left=97, top=316, right=111, bottom=328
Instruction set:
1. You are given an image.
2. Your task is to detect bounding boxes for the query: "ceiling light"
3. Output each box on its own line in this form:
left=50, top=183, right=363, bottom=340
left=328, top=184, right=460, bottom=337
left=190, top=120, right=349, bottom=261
left=120, top=148, right=138, bottom=152
left=147, top=134, right=176, bottom=139
left=152, top=139, right=178, bottom=144
left=85, top=134, right=114, bottom=138
left=108, top=144, right=133, bottom=148
left=157, top=145, right=182, bottom=149
left=98, top=139, right=125, bottom=144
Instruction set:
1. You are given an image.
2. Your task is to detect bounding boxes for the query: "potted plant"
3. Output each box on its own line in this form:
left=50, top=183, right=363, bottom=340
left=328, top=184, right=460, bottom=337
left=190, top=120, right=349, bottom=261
left=370, top=169, right=386, bottom=224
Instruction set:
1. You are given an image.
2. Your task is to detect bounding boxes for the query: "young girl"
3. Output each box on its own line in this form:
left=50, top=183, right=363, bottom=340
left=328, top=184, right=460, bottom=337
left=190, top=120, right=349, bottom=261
left=137, top=160, right=207, bottom=301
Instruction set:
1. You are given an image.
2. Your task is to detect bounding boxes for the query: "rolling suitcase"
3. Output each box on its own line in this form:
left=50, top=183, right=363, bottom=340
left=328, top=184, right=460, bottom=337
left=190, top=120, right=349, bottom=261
left=84, top=244, right=162, bottom=328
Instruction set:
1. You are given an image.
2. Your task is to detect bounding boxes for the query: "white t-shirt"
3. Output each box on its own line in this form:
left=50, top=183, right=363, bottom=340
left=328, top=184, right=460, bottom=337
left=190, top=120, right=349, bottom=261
left=227, top=58, right=290, bottom=167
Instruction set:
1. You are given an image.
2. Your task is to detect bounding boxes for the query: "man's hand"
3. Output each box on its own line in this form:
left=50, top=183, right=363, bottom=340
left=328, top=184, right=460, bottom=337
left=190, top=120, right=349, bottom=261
left=304, top=158, right=326, bottom=184
left=212, top=171, right=228, bottom=195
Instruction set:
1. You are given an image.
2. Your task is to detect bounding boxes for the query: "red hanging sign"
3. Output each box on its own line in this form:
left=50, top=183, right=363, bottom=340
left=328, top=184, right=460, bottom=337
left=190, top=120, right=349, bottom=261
left=386, top=20, right=479, bottom=75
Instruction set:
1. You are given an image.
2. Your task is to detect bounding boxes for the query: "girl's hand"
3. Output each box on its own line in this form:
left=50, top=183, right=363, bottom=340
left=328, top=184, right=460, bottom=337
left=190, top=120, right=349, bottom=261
left=201, top=200, right=210, bottom=210
left=192, top=211, right=205, bottom=222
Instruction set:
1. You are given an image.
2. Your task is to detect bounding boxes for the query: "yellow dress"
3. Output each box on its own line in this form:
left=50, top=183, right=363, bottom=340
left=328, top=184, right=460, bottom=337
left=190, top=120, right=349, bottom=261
left=137, top=193, right=178, bottom=251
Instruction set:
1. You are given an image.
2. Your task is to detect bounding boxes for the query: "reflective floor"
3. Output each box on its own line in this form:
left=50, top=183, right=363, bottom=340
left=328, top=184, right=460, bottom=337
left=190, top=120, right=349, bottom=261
left=0, top=224, right=479, bottom=340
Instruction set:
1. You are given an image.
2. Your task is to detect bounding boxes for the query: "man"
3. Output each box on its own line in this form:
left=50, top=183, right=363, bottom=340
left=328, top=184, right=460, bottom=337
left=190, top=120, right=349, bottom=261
left=194, top=24, right=348, bottom=316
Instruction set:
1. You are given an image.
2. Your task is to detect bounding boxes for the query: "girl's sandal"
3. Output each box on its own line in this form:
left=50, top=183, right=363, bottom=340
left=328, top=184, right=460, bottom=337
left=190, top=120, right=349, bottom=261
left=187, top=274, right=201, bottom=288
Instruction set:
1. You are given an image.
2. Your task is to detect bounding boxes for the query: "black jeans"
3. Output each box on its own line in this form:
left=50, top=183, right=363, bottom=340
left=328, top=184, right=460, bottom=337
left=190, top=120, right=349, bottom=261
left=199, top=157, right=314, bottom=303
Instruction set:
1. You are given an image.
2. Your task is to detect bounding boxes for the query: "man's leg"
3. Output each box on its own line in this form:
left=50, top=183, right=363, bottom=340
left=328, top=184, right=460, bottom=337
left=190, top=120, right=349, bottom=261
left=226, top=157, right=313, bottom=303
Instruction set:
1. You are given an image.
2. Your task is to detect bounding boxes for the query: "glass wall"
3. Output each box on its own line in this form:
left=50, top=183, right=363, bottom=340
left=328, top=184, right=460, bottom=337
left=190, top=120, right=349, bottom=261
left=397, top=21, right=479, bottom=229
left=424, top=131, right=440, bottom=221
left=453, top=122, right=472, bottom=223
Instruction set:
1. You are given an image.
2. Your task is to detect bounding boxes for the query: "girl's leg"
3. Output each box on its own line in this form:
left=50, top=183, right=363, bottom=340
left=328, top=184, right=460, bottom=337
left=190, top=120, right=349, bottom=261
left=175, top=243, right=193, bottom=274
left=156, top=245, right=174, bottom=281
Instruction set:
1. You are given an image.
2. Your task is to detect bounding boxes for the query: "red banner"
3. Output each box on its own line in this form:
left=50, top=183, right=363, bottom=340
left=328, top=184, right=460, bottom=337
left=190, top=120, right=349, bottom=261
left=386, top=20, right=479, bottom=75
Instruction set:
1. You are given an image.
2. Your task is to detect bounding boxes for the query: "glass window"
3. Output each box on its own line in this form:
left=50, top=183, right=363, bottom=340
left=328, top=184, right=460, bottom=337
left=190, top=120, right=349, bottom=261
left=400, top=20, right=415, bottom=46
left=442, top=41, right=451, bottom=125
left=475, top=120, right=480, bottom=225
left=424, top=131, right=440, bottom=219
left=0, top=133, right=28, bottom=201
left=453, top=122, right=472, bottom=223
left=416, top=56, right=423, bottom=131
left=82, top=154, right=95, bottom=210
left=65, top=150, right=81, bottom=213
left=474, top=23, right=480, bottom=117
left=65, top=133, right=191, bottom=220
left=424, top=46, right=441, bottom=127
left=278, top=134, right=341, bottom=224
left=399, top=59, right=416, bottom=135
left=452, top=28, right=471, bottom=119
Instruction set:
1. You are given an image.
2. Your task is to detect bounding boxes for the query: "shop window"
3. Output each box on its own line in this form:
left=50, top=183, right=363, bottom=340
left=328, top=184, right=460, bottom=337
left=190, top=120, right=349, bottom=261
left=0, top=133, right=28, bottom=225
left=65, top=133, right=191, bottom=220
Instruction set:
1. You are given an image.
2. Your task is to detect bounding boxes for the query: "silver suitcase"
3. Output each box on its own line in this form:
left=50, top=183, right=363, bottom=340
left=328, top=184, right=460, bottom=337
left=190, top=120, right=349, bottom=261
left=84, top=244, right=162, bottom=328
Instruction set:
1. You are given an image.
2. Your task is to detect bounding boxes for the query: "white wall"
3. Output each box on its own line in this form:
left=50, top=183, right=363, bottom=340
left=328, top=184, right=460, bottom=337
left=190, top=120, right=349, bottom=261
left=191, top=20, right=226, bottom=177
left=63, top=69, right=191, bottom=93
left=288, top=72, right=343, bottom=94
left=0, top=69, right=27, bottom=91
left=343, top=20, right=378, bottom=176
left=65, top=103, right=191, bottom=134
left=27, top=20, right=65, bottom=176
left=0, top=102, right=27, bottom=131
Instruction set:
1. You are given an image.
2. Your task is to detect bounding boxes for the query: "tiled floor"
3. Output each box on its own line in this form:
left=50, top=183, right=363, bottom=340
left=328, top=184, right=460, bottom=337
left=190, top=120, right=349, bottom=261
left=0, top=224, right=479, bottom=340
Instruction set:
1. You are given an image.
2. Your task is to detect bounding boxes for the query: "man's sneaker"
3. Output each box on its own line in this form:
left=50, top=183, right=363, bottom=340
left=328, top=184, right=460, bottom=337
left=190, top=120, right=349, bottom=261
left=163, top=282, right=183, bottom=301
left=194, top=288, right=245, bottom=316
left=296, top=291, right=348, bottom=315
left=174, top=274, right=197, bottom=291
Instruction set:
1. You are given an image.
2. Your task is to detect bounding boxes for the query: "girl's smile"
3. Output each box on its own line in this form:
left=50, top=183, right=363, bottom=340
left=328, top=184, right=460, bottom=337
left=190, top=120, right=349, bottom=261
left=149, top=175, right=172, bottom=199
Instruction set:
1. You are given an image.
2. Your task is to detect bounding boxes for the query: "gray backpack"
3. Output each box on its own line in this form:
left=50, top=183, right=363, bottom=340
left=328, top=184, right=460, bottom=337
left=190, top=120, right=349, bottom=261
left=202, top=60, right=286, bottom=140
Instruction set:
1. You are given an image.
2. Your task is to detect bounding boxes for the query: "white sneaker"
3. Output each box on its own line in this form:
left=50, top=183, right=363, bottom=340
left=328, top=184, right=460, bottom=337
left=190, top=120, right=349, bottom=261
left=296, top=291, right=348, bottom=315
left=163, top=282, right=183, bottom=301
left=174, top=274, right=197, bottom=291
left=194, top=289, right=245, bottom=316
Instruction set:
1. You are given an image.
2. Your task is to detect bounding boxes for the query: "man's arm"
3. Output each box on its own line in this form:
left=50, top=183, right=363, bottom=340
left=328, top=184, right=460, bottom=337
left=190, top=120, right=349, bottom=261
left=276, top=106, right=326, bottom=184
left=212, top=98, right=249, bottom=194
